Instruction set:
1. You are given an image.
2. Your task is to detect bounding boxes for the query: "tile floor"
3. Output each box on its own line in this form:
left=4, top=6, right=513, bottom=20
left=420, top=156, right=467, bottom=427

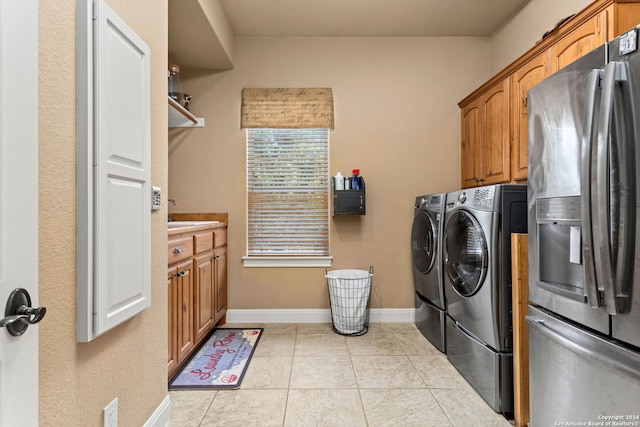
left=169, top=322, right=513, bottom=427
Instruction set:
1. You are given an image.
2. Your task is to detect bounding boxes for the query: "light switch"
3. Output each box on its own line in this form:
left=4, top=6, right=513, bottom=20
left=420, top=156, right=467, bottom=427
left=151, top=186, right=161, bottom=210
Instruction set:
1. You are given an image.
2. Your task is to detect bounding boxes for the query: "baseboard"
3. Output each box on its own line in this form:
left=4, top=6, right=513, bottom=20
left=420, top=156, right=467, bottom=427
left=144, top=394, right=171, bottom=427
left=226, top=308, right=415, bottom=324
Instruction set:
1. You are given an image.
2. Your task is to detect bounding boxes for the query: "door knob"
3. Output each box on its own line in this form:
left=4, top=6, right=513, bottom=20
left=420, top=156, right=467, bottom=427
left=0, top=288, right=46, bottom=336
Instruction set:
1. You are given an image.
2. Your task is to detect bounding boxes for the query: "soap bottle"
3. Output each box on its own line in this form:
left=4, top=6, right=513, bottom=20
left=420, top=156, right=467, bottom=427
left=334, top=172, right=344, bottom=190
left=351, top=169, right=360, bottom=190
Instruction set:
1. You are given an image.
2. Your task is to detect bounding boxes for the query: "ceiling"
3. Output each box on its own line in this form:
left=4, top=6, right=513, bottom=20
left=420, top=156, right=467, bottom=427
left=218, top=0, right=531, bottom=38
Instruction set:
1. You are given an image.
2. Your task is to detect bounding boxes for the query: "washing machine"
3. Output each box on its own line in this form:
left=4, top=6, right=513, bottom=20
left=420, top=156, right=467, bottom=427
left=411, top=193, right=446, bottom=353
left=443, top=184, right=527, bottom=416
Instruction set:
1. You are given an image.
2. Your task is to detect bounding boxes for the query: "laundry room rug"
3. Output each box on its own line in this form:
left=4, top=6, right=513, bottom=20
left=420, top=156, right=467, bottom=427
left=169, top=328, right=263, bottom=390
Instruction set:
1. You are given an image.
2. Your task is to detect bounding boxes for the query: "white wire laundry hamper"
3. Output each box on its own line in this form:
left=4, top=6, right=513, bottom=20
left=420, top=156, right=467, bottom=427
left=325, top=267, right=373, bottom=336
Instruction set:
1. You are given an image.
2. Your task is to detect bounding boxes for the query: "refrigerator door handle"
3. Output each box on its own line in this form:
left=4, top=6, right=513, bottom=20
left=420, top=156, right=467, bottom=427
left=596, top=61, right=634, bottom=315
left=581, top=69, right=602, bottom=308
left=610, top=61, right=635, bottom=314
left=596, top=62, right=617, bottom=314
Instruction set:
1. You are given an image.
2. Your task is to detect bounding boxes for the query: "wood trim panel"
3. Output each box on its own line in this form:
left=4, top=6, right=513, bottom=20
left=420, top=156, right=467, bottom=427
left=170, top=212, right=229, bottom=223
left=511, top=234, right=529, bottom=427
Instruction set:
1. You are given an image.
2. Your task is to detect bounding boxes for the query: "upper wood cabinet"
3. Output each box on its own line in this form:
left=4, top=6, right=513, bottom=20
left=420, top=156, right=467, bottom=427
left=510, top=52, right=550, bottom=182
left=550, top=11, right=607, bottom=73
left=461, top=79, right=511, bottom=188
left=461, top=103, right=480, bottom=188
left=459, top=0, right=640, bottom=189
left=483, top=80, right=511, bottom=186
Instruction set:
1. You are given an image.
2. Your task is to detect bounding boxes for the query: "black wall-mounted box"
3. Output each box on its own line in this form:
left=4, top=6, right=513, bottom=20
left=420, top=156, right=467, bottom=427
left=333, top=178, right=365, bottom=215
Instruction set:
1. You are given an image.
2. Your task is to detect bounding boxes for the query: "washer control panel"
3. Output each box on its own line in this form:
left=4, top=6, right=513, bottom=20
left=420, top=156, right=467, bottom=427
left=415, top=194, right=445, bottom=211
left=446, top=186, right=497, bottom=211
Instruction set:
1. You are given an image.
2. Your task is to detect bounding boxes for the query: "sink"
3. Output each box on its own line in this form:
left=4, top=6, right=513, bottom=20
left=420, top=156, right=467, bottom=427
left=167, top=221, right=219, bottom=228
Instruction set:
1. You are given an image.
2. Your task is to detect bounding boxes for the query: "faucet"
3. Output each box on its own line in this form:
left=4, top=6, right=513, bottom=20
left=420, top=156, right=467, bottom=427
left=167, top=199, right=178, bottom=222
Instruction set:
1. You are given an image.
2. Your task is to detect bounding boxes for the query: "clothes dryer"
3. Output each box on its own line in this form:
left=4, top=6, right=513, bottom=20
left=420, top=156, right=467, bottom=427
left=443, top=184, right=527, bottom=416
left=411, top=193, right=446, bottom=352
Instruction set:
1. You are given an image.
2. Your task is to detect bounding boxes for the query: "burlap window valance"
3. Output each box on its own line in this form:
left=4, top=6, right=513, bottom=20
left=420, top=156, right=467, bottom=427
left=241, top=88, right=334, bottom=129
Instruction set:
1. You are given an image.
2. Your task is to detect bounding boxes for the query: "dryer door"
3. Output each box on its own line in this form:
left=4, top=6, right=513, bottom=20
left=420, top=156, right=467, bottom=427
left=412, top=210, right=437, bottom=275
left=444, top=210, right=488, bottom=297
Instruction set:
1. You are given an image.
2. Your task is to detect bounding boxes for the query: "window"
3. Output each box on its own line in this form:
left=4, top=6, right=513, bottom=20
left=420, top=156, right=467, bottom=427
left=243, top=128, right=331, bottom=267
left=240, top=88, right=334, bottom=267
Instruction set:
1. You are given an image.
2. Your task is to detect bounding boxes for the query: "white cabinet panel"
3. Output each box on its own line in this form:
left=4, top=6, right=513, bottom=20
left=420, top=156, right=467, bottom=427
left=77, top=0, right=151, bottom=341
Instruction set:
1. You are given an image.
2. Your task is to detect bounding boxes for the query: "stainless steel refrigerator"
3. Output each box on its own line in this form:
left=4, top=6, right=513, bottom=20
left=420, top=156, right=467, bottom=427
left=527, top=26, right=640, bottom=426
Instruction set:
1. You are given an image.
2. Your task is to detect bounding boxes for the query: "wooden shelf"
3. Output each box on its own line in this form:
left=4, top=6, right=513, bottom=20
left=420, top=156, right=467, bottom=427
left=168, top=96, right=204, bottom=128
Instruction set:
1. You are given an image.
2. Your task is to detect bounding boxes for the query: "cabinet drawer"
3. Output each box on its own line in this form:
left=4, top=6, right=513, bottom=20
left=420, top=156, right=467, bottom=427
left=194, top=231, right=214, bottom=254
left=168, top=236, right=193, bottom=264
left=213, top=229, right=227, bottom=248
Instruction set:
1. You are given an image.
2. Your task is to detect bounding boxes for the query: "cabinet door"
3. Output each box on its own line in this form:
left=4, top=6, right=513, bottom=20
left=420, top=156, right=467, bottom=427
left=194, top=251, right=215, bottom=342
left=78, top=0, right=152, bottom=341
left=550, top=11, right=606, bottom=73
left=214, top=247, right=228, bottom=323
left=510, top=52, right=550, bottom=182
left=608, top=3, right=640, bottom=42
left=167, top=267, right=178, bottom=375
left=175, top=260, right=195, bottom=364
left=461, top=102, right=481, bottom=188
left=481, top=79, right=510, bottom=186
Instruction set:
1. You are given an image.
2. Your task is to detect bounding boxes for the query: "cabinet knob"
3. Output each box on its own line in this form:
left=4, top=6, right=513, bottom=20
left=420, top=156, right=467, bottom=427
left=173, top=247, right=183, bottom=254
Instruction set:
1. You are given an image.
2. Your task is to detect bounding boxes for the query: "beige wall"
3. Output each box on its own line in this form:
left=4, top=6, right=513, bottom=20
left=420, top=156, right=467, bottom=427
left=169, top=37, right=490, bottom=311
left=39, top=0, right=168, bottom=425
left=489, top=0, right=593, bottom=73
left=32, top=0, right=612, bottom=424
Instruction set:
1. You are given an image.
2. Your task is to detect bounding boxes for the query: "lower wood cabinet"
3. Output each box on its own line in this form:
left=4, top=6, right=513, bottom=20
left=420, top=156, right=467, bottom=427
left=214, top=245, right=227, bottom=323
left=194, top=250, right=215, bottom=342
left=167, top=259, right=195, bottom=375
left=167, top=268, right=177, bottom=374
left=168, top=223, right=227, bottom=379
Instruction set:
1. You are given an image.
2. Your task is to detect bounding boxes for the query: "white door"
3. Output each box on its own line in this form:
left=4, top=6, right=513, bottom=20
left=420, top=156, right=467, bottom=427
left=77, top=0, right=151, bottom=342
left=0, top=1, right=40, bottom=426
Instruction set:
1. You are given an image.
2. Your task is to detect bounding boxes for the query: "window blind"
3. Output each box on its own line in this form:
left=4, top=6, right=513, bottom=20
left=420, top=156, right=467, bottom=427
left=241, top=88, right=334, bottom=129
left=247, top=128, right=329, bottom=256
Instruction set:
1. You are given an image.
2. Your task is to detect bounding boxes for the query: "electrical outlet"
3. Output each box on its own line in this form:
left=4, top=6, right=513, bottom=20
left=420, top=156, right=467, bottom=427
left=103, top=398, right=118, bottom=427
left=151, top=186, right=161, bottom=211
